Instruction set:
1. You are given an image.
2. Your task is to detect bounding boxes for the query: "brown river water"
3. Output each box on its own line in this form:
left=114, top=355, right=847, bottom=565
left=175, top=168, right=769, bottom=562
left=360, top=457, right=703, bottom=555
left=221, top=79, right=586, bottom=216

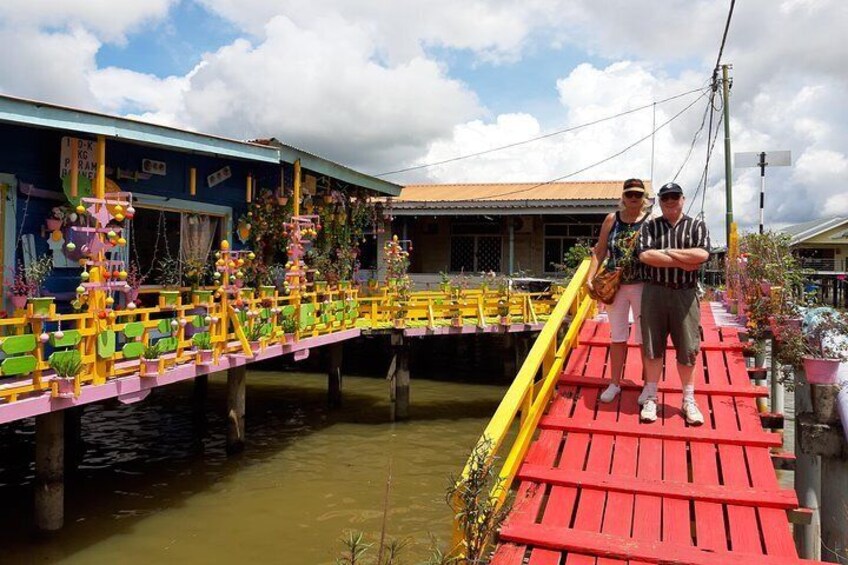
left=0, top=369, right=509, bottom=564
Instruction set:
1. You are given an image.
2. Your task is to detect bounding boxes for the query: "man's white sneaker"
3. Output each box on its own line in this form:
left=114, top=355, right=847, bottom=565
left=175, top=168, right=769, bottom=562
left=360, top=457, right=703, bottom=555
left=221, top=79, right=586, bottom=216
left=599, top=384, right=620, bottom=403
left=682, top=400, right=704, bottom=426
left=640, top=398, right=658, bottom=423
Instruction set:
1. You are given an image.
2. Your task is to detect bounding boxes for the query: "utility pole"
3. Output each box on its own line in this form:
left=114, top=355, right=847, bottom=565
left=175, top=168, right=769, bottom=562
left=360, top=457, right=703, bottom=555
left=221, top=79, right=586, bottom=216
left=721, top=64, right=734, bottom=244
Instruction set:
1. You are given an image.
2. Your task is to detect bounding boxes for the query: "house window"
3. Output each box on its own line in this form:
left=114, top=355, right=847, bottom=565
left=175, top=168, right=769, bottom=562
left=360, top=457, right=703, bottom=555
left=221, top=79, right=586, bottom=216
left=130, top=204, right=226, bottom=286
left=450, top=223, right=502, bottom=272
left=543, top=222, right=600, bottom=273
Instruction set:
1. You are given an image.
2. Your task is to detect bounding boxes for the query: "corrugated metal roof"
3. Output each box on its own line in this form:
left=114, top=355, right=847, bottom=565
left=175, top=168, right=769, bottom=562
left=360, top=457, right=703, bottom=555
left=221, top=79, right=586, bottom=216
left=0, top=93, right=280, bottom=163
left=397, top=180, right=651, bottom=203
left=783, top=216, right=848, bottom=244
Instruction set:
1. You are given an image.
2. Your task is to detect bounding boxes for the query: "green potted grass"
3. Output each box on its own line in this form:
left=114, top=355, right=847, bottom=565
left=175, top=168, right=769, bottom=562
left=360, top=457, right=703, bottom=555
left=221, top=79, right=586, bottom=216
left=49, top=351, right=82, bottom=399
left=280, top=316, right=298, bottom=343
left=258, top=285, right=276, bottom=299
left=498, top=298, right=511, bottom=326
left=245, top=323, right=265, bottom=353
left=141, top=342, right=162, bottom=376
left=193, top=332, right=214, bottom=364
left=191, top=288, right=214, bottom=306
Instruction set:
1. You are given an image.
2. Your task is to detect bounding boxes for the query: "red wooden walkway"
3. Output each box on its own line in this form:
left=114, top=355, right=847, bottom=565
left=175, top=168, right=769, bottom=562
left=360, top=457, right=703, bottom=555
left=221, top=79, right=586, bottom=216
left=492, top=304, right=808, bottom=565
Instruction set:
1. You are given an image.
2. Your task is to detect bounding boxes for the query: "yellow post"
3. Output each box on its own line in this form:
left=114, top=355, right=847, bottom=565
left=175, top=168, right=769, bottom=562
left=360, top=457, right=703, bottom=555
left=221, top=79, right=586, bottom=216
left=293, top=159, right=301, bottom=217
left=246, top=173, right=253, bottom=203
left=70, top=139, right=79, bottom=198
left=189, top=167, right=197, bottom=196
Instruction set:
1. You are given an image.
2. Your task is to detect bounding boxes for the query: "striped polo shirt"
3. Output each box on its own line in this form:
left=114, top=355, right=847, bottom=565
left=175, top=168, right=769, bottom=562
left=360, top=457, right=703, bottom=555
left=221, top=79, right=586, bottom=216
left=638, top=214, right=710, bottom=286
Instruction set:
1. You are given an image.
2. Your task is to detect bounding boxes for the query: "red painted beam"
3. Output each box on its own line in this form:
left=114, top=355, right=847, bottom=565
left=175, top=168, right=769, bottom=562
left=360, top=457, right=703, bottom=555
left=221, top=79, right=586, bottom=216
left=499, top=522, right=808, bottom=565
left=516, top=463, right=798, bottom=509
left=558, top=374, right=769, bottom=398
left=539, top=416, right=783, bottom=448
left=578, top=338, right=746, bottom=351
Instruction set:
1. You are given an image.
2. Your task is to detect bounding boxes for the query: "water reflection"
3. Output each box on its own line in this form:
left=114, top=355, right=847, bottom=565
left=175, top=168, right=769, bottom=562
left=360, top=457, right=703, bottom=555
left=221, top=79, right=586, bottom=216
left=0, top=371, right=507, bottom=564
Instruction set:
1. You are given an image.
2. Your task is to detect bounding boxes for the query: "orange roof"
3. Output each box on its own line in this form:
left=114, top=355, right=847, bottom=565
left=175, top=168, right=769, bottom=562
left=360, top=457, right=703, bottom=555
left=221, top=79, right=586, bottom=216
left=397, top=180, right=651, bottom=203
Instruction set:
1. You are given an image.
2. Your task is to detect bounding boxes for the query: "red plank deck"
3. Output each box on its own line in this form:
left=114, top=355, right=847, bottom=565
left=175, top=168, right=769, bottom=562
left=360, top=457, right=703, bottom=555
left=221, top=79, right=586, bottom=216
left=493, top=303, right=812, bottom=564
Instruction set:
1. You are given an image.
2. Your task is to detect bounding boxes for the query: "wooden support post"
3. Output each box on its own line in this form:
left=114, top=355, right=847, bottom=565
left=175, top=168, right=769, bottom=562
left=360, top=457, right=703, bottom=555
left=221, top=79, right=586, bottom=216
left=226, top=366, right=246, bottom=455
left=794, top=369, right=822, bottom=560
left=64, top=406, right=83, bottom=475
left=390, top=333, right=410, bottom=421
left=327, top=342, right=343, bottom=409
left=194, top=374, right=208, bottom=406
left=35, top=411, right=64, bottom=532
left=821, top=454, right=848, bottom=562
left=770, top=336, right=785, bottom=416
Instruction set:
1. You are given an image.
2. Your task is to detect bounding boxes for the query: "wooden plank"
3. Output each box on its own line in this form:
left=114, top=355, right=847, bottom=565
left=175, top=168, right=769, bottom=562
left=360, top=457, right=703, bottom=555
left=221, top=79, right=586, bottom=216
left=538, top=417, right=782, bottom=448
left=515, top=463, right=797, bottom=509
left=1, top=334, right=36, bottom=355
left=0, top=355, right=38, bottom=376
left=559, top=374, right=767, bottom=398
left=579, top=338, right=745, bottom=352
left=690, top=419, right=730, bottom=551
left=662, top=388, right=693, bottom=546
left=499, top=523, right=808, bottom=565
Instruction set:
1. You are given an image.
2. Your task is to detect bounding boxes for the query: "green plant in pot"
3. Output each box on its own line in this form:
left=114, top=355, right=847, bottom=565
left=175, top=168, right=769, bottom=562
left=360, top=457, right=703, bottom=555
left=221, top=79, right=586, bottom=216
left=7, top=256, right=55, bottom=316
left=141, top=342, right=162, bottom=375
left=156, top=256, right=182, bottom=308
left=193, top=332, right=214, bottom=364
left=49, top=350, right=82, bottom=399
left=497, top=298, right=511, bottom=325
left=244, top=323, right=266, bottom=353
left=280, top=315, right=298, bottom=342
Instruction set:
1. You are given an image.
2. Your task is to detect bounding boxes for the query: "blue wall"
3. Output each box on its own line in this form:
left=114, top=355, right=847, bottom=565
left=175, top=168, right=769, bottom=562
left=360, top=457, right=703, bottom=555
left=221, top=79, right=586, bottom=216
left=0, top=122, right=281, bottom=299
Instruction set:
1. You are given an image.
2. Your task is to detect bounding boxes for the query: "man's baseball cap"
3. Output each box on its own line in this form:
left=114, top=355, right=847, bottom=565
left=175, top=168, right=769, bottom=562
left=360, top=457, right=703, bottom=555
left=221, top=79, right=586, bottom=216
left=622, top=178, right=645, bottom=193
left=657, top=182, right=683, bottom=196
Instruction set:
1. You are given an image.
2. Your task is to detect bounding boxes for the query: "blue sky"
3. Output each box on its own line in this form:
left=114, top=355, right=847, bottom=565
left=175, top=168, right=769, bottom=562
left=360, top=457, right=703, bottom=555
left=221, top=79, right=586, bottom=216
left=0, top=0, right=845, bottom=242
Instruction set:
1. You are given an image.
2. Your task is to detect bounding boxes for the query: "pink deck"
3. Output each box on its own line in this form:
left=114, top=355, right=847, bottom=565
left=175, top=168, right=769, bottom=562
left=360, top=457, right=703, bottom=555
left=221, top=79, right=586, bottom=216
left=492, top=303, right=812, bottom=564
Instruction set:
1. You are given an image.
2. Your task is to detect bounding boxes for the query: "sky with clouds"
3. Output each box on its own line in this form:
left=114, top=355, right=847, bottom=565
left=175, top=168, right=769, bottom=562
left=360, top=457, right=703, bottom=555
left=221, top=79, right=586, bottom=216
left=0, top=0, right=846, bottom=244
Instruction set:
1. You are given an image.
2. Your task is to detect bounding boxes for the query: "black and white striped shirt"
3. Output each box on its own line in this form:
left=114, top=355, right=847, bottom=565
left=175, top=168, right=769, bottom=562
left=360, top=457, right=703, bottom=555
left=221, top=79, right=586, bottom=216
left=638, top=214, right=710, bottom=285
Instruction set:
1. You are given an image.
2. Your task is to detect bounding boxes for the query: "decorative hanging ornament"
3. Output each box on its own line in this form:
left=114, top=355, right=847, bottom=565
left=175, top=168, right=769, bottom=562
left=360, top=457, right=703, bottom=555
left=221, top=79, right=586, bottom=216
left=125, top=206, right=135, bottom=219
left=127, top=302, right=137, bottom=311
left=39, top=332, right=50, bottom=343
left=170, top=319, right=179, bottom=330
left=54, top=329, right=65, bottom=341
left=105, top=296, right=115, bottom=306
left=66, top=242, right=77, bottom=251
left=81, top=270, right=90, bottom=281
left=76, top=204, right=86, bottom=214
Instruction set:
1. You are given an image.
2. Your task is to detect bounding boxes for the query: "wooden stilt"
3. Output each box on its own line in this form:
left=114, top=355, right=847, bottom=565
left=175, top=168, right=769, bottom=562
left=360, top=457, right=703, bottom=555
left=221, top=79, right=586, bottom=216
left=390, top=333, right=410, bottom=421
left=821, top=454, right=848, bottom=562
left=35, top=411, right=64, bottom=532
left=226, top=366, right=246, bottom=455
left=327, top=342, right=343, bottom=409
left=794, top=369, right=822, bottom=560
left=63, top=407, right=83, bottom=475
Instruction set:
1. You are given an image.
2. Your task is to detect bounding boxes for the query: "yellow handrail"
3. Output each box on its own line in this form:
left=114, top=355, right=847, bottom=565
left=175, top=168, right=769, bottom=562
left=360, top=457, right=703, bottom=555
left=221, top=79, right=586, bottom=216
left=451, top=258, right=594, bottom=551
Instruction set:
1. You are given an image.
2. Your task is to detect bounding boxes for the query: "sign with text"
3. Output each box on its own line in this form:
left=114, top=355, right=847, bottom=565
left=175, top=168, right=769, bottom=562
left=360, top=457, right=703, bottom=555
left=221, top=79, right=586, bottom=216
left=59, top=137, right=97, bottom=179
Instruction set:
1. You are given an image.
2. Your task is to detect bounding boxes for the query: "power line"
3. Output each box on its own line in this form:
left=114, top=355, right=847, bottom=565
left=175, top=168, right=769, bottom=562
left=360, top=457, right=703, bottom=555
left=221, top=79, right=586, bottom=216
left=713, top=0, right=737, bottom=73
left=687, top=101, right=724, bottom=217
left=375, top=86, right=709, bottom=177
left=465, top=89, right=710, bottom=202
left=672, top=94, right=714, bottom=182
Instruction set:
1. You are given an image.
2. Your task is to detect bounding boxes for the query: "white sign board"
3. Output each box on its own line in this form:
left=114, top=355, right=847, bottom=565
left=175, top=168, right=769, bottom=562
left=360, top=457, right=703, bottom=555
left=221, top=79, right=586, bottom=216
left=207, top=166, right=232, bottom=188
left=59, top=137, right=97, bottom=179
left=734, top=150, right=792, bottom=168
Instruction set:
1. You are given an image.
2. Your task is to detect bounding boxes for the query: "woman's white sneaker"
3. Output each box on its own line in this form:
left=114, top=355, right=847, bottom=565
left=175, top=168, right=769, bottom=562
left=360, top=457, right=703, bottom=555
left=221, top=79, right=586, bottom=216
left=682, top=400, right=704, bottom=426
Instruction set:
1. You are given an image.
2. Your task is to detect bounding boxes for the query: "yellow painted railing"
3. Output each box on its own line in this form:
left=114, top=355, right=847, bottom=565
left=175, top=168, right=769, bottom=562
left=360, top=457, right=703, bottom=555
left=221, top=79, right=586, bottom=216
left=0, top=283, right=557, bottom=406
left=451, top=259, right=595, bottom=553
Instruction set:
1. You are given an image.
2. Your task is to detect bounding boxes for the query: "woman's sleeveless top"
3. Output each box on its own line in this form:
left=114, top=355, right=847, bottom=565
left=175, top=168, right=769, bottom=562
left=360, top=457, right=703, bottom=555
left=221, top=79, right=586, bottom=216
left=607, top=211, right=647, bottom=284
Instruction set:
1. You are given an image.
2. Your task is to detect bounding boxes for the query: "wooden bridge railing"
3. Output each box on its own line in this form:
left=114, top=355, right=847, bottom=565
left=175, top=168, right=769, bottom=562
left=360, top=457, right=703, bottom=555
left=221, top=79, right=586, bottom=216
left=451, top=259, right=594, bottom=553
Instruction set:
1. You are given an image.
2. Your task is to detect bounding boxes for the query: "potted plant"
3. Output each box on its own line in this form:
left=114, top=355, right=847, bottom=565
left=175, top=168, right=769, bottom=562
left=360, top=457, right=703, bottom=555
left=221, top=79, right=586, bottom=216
left=193, top=332, right=214, bottom=364
left=802, top=310, right=848, bottom=384
left=5, top=262, right=36, bottom=311
left=141, top=342, right=161, bottom=375
left=156, top=256, right=182, bottom=308
left=49, top=351, right=83, bottom=399
left=438, top=271, right=451, bottom=293
left=47, top=205, right=73, bottom=232
left=21, top=256, right=55, bottom=317
left=245, top=323, right=265, bottom=353
left=498, top=298, right=511, bottom=326
left=280, top=315, right=298, bottom=343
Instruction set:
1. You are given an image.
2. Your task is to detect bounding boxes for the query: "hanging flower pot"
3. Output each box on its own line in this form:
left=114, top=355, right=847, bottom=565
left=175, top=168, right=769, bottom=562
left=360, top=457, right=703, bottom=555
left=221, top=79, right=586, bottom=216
left=46, top=218, right=62, bottom=231
left=239, top=288, right=255, bottom=301
left=499, top=315, right=511, bottom=326
left=28, top=296, right=55, bottom=318
left=142, top=358, right=160, bottom=376
left=803, top=357, right=841, bottom=384
left=394, top=318, right=406, bottom=329
left=451, top=316, right=463, bottom=328
left=249, top=340, right=262, bottom=354
left=258, top=285, right=276, bottom=299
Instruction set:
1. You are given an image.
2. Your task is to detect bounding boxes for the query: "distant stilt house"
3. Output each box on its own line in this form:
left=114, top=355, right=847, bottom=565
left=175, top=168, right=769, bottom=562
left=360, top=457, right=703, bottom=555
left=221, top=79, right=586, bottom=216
left=783, top=216, right=848, bottom=273
left=382, top=181, right=650, bottom=285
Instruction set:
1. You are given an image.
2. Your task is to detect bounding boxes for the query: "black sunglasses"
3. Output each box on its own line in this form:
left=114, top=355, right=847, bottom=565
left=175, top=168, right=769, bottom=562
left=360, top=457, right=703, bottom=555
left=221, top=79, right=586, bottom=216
left=660, top=193, right=682, bottom=202
left=623, top=191, right=643, bottom=199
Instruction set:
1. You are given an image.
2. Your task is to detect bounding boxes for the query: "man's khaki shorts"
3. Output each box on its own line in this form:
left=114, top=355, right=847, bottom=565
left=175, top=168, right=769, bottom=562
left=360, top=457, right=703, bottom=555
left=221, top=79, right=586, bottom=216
left=639, top=284, right=701, bottom=366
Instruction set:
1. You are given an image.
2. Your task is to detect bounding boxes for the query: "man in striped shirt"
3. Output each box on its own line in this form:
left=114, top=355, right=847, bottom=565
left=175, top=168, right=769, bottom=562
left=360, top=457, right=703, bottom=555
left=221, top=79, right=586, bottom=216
left=637, top=182, right=710, bottom=425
